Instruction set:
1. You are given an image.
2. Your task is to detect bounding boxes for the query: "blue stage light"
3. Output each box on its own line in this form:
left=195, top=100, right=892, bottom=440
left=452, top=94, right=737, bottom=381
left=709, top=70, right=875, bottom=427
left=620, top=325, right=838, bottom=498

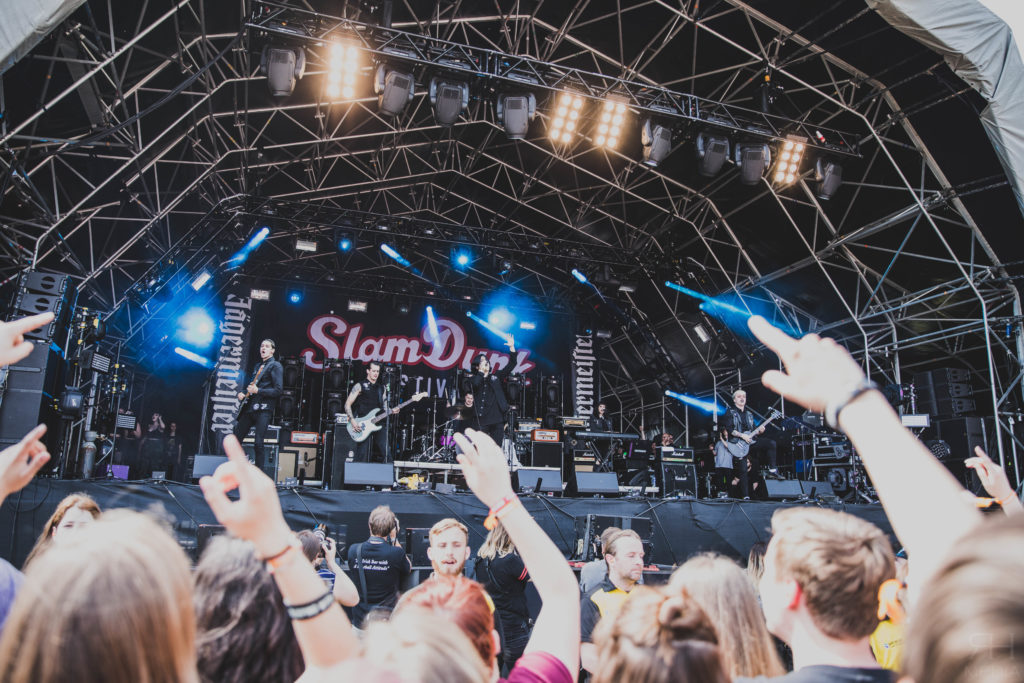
left=339, top=237, right=352, bottom=251
left=287, top=289, right=304, bottom=304
left=571, top=268, right=588, bottom=284
left=227, top=226, right=271, bottom=269
left=488, top=307, right=515, bottom=331
left=425, top=306, right=440, bottom=342
left=174, top=347, right=215, bottom=368
left=467, top=310, right=513, bottom=346
left=664, top=389, right=725, bottom=415
left=381, top=243, right=411, bottom=267
left=453, top=249, right=472, bottom=268
left=178, top=308, right=215, bottom=348
left=519, top=321, right=536, bottom=330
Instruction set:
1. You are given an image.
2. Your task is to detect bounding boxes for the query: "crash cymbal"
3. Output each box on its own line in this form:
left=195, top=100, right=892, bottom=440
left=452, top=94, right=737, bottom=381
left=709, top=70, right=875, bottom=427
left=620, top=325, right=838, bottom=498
left=445, top=404, right=468, bottom=419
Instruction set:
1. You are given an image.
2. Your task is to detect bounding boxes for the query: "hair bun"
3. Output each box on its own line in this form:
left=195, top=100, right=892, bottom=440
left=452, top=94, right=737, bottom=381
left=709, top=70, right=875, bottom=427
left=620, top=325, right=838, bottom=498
left=657, top=594, right=719, bottom=645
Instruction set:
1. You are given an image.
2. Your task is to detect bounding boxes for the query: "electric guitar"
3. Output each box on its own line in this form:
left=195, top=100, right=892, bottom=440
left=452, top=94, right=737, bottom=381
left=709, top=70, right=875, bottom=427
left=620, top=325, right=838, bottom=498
left=347, top=392, right=428, bottom=443
left=722, top=409, right=783, bottom=459
left=234, top=362, right=270, bottom=422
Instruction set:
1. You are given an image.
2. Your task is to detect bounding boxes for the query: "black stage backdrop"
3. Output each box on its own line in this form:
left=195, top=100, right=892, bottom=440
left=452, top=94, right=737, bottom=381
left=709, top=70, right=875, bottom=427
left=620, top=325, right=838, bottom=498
left=0, top=479, right=896, bottom=570
left=228, top=290, right=577, bottom=434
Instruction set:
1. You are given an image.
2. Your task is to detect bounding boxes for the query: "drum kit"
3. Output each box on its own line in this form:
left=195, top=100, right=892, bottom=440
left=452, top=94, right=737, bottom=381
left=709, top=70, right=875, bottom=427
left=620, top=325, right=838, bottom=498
left=398, top=399, right=470, bottom=463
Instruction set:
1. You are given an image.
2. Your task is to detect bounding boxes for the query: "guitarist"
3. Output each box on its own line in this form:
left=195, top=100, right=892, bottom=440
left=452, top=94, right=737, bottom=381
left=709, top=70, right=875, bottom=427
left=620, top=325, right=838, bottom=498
left=723, top=389, right=780, bottom=493
left=232, top=338, right=283, bottom=473
left=345, top=361, right=400, bottom=463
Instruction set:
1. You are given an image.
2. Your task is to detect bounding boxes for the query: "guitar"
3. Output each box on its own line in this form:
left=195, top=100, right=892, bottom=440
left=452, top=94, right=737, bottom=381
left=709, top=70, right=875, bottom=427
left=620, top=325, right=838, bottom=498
left=347, top=392, right=428, bottom=443
left=722, top=409, right=783, bottom=459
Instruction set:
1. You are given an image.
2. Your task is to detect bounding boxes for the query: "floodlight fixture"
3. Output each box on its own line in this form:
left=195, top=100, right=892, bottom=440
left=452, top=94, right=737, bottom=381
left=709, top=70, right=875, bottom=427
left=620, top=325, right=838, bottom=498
left=548, top=92, right=584, bottom=145
left=693, top=324, right=711, bottom=343
left=695, top=132, right=730, bottom=177
left=772, top=135, right=807, bottom=186
left=348, top=300, right=368, bottom=312
left=595, top=97, right=627, bottom=149
left=250, top=288, right=271, bottom=301
left=326, top=42, right=360, bottom=100
left=374, top=65, right=414, bottom=117
left=261, top=46, right=306, bottom=97
left=190, top=270, right=212, bottom=291
left=295, top=238, right=318, bottom=252
left=497, top=93, right=536, bottom=139
left=429, top=77, right=469, bottom=126
left=641, top=119, right=672, bottom=166
left=815, top=158, right=844, bottom=200
left=735, top=142, right=771, bottom=185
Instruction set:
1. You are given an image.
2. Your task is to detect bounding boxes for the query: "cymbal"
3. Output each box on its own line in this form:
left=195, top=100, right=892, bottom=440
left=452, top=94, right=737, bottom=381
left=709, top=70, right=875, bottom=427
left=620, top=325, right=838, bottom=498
left=445, top=405, right=468, bottom=419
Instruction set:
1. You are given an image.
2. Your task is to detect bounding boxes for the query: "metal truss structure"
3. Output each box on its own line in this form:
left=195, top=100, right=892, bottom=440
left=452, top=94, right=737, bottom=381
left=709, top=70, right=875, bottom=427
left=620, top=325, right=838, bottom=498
left=1, top=0, right=1022, bottom=477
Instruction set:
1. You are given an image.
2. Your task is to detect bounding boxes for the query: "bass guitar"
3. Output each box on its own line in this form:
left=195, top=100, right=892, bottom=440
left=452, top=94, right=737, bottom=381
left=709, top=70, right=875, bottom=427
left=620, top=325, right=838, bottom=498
left=347, top=392, right=428, bottom=443
left=722, top=409, right=783, bottom=459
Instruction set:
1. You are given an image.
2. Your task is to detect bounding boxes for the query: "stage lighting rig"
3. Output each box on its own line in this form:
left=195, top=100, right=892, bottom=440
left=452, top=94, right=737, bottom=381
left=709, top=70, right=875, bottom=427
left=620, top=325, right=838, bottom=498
left=772, top=136, right=806, bottom=186
left=595, top=97, right=627, bottom=149
left=261, top=46, right=306, bottom=97
left=548, top=92, right=584, bottom=144
left=250, top=288, right=271, bottom=301
left=815, top=159, right=843, bottom=200
left=641, top=119, right=672, bottom=166
left=326, top=42, right=359, bottom=100
left=375, top=65, right=414, bottom=116
left=735, top=142, right=771, bottom=185
left=497, top=93, right=536, bottom=139
left=695, top=132, right=730, bottom=177
left=429, top=77, right=469, bottom=126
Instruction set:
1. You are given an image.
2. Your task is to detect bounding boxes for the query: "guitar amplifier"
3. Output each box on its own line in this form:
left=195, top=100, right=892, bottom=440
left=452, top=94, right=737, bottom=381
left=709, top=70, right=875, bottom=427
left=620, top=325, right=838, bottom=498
left=659, top=447, right=694, bottom=463
left=530, top=441, right=563, bottom=468
left=532, top=429, right=560, bottom=442
left=661, top=462, right=698, bottom=497
left=241, top=425, right=280, bottom=444
left=240, top=442, right=279, bottom=480
left=560, top=417, right=588, bottom=429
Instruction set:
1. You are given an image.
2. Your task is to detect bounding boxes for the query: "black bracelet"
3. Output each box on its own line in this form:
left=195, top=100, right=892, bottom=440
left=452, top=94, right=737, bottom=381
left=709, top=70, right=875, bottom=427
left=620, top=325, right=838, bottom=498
left=284, top=591, right=335, bottom=621
left=825, top=379, right=879, bottom=430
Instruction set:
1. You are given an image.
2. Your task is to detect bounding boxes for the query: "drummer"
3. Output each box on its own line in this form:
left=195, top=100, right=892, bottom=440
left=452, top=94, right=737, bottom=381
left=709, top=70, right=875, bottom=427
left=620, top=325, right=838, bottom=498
left=452, top=392, right=479, bottom=435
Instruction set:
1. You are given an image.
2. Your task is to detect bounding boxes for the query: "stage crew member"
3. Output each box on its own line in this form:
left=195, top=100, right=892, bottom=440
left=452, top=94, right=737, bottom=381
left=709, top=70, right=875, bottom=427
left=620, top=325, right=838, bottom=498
left=232, top=338, right=283, bottom=473
left=467, top=337, right=517, bottom=446
left=346, top=360, right=399, bottom=463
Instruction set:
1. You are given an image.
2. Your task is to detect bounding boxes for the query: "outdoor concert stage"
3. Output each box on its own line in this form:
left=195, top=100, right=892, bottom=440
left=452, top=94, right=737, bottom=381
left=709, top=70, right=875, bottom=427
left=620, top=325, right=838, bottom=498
left=0, top=479, right=895, bottom=569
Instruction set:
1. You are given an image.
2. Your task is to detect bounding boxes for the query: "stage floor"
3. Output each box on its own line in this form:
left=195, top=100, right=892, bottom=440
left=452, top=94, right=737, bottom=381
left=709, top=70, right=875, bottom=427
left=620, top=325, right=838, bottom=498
left=0, top=479, right=895, bottom=570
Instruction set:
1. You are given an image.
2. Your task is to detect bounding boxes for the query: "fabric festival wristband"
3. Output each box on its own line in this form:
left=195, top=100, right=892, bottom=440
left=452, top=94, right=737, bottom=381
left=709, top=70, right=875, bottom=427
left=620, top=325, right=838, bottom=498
left=825, top=379, right=879, bottom=430
left=285, top=591, right=335, bottom=621
left=262, top=535, right=302, bottom=569
left=485, top=497, right=520, bottom=530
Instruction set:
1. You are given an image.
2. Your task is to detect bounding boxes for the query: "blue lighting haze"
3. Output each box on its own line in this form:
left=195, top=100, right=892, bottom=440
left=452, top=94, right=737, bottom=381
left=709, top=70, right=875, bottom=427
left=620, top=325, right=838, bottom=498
left=664, top=389, right=726, bottom=416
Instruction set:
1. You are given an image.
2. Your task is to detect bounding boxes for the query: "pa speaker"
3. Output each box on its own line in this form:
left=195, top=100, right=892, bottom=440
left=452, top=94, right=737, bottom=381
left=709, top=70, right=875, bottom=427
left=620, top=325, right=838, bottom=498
left=530, top=441, right=563, bottom=468
left=661, top=462, right=698, bottom=497
left=327, top=428, right=359, bottom=489
left=343, top=462, right=394, bottom=488
left=572, top=471, right=619, bottom=495
left=192, top=454, right=228, bottom=478
left=405, top=528, right=432, bottom=567
left=516, top=467, right=562, bottom=493
left=763, top=479, right=804, bottom=500
left=0, top=342, right=62, bottom=448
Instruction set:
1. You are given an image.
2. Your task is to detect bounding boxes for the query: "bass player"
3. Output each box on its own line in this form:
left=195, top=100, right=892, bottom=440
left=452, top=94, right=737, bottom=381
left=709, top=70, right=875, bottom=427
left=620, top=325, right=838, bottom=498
left=345, top=360, right=400, bottom=463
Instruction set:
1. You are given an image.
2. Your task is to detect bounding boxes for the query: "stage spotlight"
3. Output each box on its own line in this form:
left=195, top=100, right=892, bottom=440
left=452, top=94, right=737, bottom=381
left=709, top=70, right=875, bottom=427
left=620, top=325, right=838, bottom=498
left=815, top=158, right=843, bottom=200
left=250, top=288, right=270, bottom=301
left=453, top=249, right=471, bottom=268
left=488, top=307, right=514, bottom=331
left=772, top=136, right=806, bottom=186
left=174, top=347, right=214, bottom=368
left=696, top=132, right=730, bottom=177
left=429, top=77, right=469, bottom=126
left=693, top=324, right=711, bottom=343
left=348, top=300, right=368, bottom=312
left=595, top=97, right=627, bottom=149
left=397, top=300, right=411, bottom=315
left=548, top=92, right=584, bottom=145
left=59, top=387, right=85, bottom=417
left=497, top=93, right=536, bottom=139
left=287, top=288, right=304, bottom=304
left=425, top=306, right=440, bottom=342
left=498, top=257, right=513, bottom=276
left=519, top=321, right=536, bottom=330
left=735, top=142, right=771, bottom=185
left=375, top=65, right=414, bottom=117
left=571, top=268, right=588, bottom=284
left=665, top=389, right=725, bottom=415
left=261, top=46, right=305, bottom=97
left=227, top=226, right=271, bottom=269
left=179, top=308, right=216, bottom=348
left=381, top=243, right=411, bottom=267
left=326, top=42, right=359, bottom=100
left=295, top=238, right=318, bottom=252
left=190, top=270, right=212, bottom=291
left=641, top=119, right=672, bottom=166
left=335, top=229, right=354, bottom=251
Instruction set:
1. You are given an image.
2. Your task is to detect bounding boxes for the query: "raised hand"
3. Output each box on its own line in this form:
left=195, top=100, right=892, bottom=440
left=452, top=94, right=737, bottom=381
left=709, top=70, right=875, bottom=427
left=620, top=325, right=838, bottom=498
left=0, top=312, right=54, bottom=366
left=747, top=315, right=866, bottom=413
left=965, top=446, right=1015, bottom=501
left=452, top=428, right=516, bottom=509
left=0, top=424, right=50, bottom=501
left=199, top=434, right=291, bottom=558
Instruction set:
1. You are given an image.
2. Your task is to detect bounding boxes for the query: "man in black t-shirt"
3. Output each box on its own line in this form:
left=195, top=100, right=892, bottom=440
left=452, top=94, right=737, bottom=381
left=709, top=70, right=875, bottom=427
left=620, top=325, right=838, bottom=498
left=346, top=504, right=411, bottom=627
left=345, top=361, right=399, bottom=463
left=736, top=507, right=896, bottom=683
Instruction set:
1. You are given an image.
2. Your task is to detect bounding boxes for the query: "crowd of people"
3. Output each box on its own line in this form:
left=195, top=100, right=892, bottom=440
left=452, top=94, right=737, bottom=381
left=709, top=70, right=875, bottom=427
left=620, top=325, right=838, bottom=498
left=0, top=311, right=1022, bottom=682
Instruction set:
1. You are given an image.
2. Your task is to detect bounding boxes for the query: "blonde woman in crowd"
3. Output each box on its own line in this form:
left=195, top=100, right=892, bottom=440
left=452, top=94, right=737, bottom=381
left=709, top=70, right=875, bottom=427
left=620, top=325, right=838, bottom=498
left=23, top=492, right=101, bottom=567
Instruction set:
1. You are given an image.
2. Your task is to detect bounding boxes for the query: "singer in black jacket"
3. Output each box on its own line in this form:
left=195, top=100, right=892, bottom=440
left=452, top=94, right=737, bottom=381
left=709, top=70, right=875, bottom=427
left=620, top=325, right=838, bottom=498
left=232, top=338, right=283, bottom=472
left=467, top=336, right=517, bottom=446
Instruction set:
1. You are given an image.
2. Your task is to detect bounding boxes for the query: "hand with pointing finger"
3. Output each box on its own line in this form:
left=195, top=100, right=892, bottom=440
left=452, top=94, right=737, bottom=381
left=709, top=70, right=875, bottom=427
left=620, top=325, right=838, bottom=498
left=0, top=312, right=55, bottom=367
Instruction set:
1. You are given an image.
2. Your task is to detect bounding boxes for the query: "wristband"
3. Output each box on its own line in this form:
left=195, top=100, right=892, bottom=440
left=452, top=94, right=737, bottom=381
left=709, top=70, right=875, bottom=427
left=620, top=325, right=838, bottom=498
left=484, top=496, right=520, bottom=531
left=825, top=379, right=879, bottom=430
left=285, top=591, right=335, bottom=621
left=261, top=535, right=302, bottom=569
